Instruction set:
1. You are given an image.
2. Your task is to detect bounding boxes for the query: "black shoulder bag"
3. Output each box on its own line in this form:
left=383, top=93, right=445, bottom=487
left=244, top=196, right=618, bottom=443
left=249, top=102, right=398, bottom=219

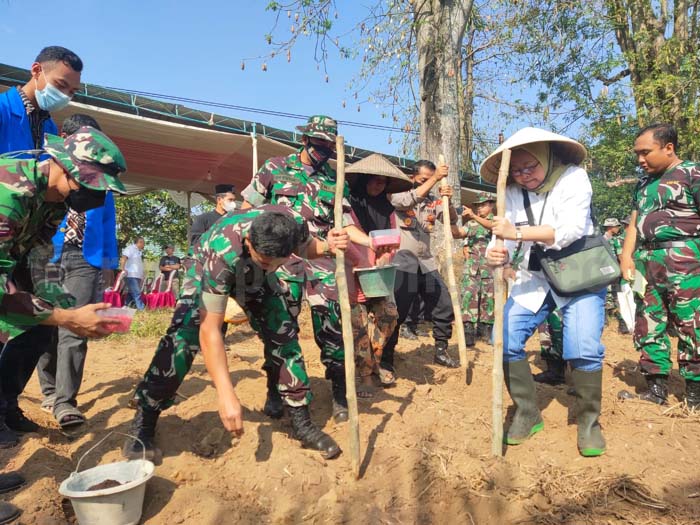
left=522, top=189, right=620, bottom=296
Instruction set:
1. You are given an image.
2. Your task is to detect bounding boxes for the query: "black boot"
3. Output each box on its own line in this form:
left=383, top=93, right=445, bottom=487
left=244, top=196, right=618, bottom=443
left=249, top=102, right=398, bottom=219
left=639, top=375, right=668, bottom=405
left=288, top=405, right=341, bottom=459
left=434, top=340, right=459, bottom=368
left=399, top=324, right=418, bottom=341
left=618, top=374, right=668, bottom=405
left=533, top=359, right=566, bottom=386
left=464, top=323, right=476, bottom=347
left=5, top=407, right=39, bottom=433
left=617, top=318, right=631, bottom=335
left=326, top=365, right=348, bottom=423
left=0, top=414, right=18, bottom=449
left=0, top=502, right=20, bottom=525
left=122, top=406, right=160, bottom=462
left=685, top=380, right=700, bottom=410
left=504, top=360, right=544, bottom=444
left=0, top=472, right=24, bottom=494
left=263, top=368, right=283, bottom=419
left=477, top=322, right=493, bottom=342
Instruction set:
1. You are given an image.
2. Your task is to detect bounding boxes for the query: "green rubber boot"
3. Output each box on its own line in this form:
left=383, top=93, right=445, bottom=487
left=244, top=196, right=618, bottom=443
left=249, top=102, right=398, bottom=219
left=571, top=368, right=606, bottom=457
left=504, top=359, right=544, bottom=445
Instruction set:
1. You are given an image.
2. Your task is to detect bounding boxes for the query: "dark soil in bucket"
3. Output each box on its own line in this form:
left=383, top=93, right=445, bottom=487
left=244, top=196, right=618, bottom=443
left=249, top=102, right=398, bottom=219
left=87, top=479, right=123, bottom=491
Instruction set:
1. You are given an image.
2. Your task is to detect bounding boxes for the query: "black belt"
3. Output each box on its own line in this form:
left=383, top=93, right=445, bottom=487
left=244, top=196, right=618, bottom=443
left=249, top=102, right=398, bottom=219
left=642, top=238, right=699, bottom=250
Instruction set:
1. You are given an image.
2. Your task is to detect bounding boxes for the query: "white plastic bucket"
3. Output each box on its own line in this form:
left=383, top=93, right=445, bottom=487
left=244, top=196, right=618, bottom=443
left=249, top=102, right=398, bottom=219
left=59, top=432, right=155, bottom=525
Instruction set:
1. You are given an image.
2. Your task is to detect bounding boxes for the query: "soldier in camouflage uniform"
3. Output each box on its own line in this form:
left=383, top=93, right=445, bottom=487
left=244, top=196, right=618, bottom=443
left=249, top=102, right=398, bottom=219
left=0, top=127, right=126, bottom=338
left=618, top=123, right=700, bottom=408
left=0, top=128, right=126, bottom=451
left=240, top=115, right=375, bottom=423
left=124, top=205, right=348, bottom=460
left=456, top=191, right=495, bottom=346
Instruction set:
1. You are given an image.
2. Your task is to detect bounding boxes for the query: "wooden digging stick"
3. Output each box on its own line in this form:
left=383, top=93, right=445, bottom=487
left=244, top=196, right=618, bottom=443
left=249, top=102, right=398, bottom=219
left=334, top=135, right=361, bottom=479
left=438, top=154, right=468, bottom=369
left=492, top=148, right=511, bottom=457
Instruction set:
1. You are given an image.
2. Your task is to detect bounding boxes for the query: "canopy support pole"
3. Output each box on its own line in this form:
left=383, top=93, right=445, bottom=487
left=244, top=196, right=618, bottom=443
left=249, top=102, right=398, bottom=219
left=251, top=123, right=258, bottom=177
left=186, top=191, right=192, bottom=252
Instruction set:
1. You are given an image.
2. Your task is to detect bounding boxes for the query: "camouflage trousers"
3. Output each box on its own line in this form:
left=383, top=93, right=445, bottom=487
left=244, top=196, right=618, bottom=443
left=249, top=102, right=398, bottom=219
left=460, top=271, right=494, bottom=325
left=136, top=260, right=313, bottom=412
left=634, top=246, right=700, bottom=381
left=277, top=255, right=345, bottom=372
left=537, top=309, right=563, bottom=362
left=604, top=283, right=623, bottom=323
left=351, top=298, right=398, bottom=377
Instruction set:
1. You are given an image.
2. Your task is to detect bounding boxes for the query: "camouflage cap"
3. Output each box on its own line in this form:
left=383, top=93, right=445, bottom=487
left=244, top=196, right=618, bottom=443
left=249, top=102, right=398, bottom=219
left=621, top=215, right=631, bottom=225
left=603, top=218, right=621, bottom=227
left=473, top=191, right=496, bottom=204
left=44, top=126, right=127, bottom=194
left=296, top=115, right=338, bottom=142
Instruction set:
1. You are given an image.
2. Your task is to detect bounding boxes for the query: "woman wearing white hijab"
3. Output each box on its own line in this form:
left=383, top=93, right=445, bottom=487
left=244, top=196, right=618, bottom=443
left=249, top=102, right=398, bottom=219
left=484, top=127, right=607, bottom=457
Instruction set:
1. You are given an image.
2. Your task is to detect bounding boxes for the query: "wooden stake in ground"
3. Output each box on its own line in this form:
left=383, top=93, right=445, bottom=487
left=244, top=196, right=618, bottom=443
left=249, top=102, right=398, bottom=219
left=438, top=154, right=468, bottom=369
left=492, top=148, right=511, bottom=457
left=333, top=135, right=361, bottom=478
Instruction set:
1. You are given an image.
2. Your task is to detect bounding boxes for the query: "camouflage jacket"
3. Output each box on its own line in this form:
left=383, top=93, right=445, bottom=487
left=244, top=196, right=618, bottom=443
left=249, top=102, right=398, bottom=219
left=0, top=157, right=70, bottom=342
left=197, top=205, right=308, bottom=312
left=633, top=160, right=700, bottom=242
left=607, top=232, right=624, bottom=258
left=240, top=151, right=353, bottom=241
left=463, top=213, right=493, bottom=278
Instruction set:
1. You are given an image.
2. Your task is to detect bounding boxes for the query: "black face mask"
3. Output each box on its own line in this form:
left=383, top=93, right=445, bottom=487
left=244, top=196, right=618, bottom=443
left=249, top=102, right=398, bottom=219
left=305, top=141, right=335, bottom=170
left=66, top=186, right=106, bottom=213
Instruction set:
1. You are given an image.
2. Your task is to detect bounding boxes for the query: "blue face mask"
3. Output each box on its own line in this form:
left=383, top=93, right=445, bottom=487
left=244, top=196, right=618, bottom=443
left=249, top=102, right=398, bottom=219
left=34, top=70, right=71, bottom=112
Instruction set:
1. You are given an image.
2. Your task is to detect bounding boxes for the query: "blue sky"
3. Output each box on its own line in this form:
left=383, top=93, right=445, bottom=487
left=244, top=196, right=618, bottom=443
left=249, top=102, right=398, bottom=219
left=0, top=1, right=411, bottom=156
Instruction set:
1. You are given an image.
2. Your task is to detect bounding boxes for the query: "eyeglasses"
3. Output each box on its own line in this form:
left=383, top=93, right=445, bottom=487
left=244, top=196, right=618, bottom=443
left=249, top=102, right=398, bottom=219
left=510, top=161, right=540, bottom=178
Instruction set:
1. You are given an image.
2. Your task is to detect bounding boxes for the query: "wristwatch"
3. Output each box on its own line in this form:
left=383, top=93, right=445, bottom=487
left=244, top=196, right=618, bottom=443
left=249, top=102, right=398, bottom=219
left=515, top=227, right=523, bottom=241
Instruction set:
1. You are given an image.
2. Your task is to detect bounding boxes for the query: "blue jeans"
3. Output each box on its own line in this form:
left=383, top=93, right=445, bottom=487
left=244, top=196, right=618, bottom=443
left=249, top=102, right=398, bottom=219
left=503, top=289, right=606, bottom=371
left=126, top=277, right=145, bottom=310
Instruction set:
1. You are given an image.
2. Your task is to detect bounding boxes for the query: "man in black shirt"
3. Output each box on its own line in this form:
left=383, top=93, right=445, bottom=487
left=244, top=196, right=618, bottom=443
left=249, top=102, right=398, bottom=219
left=189, top=184, right=237, bottom=246
left=158, top=245, right=181, bottom=293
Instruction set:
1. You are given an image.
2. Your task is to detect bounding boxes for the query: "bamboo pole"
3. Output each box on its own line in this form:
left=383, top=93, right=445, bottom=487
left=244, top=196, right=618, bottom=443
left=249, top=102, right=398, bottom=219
left=438, top=154, right=468, bottom=368
left=492, top=148, right=511, bottom=457
left=334, top=135, right=361, bottom=479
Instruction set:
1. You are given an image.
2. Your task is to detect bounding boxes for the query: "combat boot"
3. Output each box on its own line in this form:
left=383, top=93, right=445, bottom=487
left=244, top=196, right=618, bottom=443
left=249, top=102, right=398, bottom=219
left=326, top=364, right=348, bottom=423
left=263, top=368, right=283, bottom=419
left=533, top=359, right=566, bottom=386
left=504, top=359, right=544, bottom=445
left=477, top=322, right=493, bottom=342
left=434, top=340, right=459, bottom=368
left=464, top=323, right=476, bottom=347
left=122, top=406, right=160, bottom=462
left=639, top=375, right=668, bottom=405
left=288, top=405, right=341, bottom=459
left=685, top=380, right=700, bottom=410
left=571, top=368, right=606, bottom=457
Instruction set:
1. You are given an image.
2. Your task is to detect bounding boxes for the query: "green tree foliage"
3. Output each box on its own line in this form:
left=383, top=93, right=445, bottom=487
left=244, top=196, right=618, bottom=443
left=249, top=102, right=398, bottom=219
left=590, top=176, right=634, bottom=224
left=114, top=191, right=189, bottom=253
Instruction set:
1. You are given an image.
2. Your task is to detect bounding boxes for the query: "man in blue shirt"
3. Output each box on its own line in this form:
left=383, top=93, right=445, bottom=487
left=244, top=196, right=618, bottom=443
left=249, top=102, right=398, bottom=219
left=0, top=45, right=83, bottom=523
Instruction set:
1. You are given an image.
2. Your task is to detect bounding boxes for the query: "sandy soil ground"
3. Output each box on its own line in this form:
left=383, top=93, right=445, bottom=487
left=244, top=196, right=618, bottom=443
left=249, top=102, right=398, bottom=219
left=2, top=311, right=700, bottom=524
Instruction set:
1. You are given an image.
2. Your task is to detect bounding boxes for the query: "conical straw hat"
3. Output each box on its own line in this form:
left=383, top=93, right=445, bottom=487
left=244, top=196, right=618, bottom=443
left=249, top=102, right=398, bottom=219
left=479, top=127, right=587, bottom=184
left=346, top=153, right=413, bottom=193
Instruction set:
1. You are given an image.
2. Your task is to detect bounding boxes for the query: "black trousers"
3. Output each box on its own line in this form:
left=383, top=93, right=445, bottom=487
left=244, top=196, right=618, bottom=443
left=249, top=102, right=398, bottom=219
left=381, top=269, right=454, bottom=371
left=0, top=325, right=57, bottom=415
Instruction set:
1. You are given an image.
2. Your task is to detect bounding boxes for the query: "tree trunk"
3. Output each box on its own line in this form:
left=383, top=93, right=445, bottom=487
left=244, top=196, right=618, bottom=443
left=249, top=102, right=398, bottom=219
left=415, top=0, right=472, bottom=186
left=414, top=0, right=473, bottom=258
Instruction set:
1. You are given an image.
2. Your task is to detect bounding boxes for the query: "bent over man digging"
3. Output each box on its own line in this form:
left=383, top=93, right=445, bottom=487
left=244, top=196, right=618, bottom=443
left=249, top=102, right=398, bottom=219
left=123, top=206, right=350, bottom=460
